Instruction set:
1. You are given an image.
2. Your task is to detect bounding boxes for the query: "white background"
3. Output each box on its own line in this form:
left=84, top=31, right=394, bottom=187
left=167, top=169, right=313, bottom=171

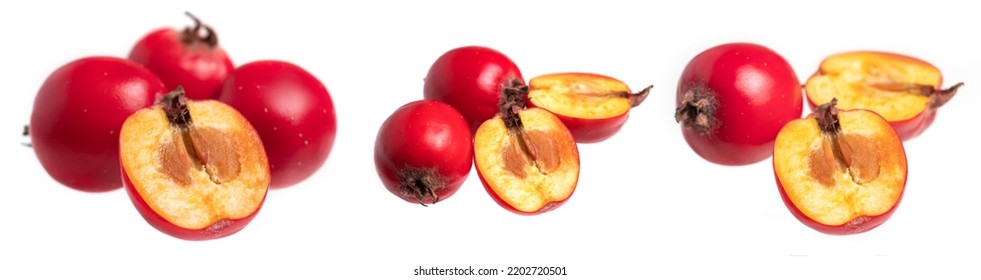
left=2, top=0, right=978, bottom=279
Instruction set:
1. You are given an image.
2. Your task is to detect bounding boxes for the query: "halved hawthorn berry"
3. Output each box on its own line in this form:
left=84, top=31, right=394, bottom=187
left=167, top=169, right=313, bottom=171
left=474, top=83, right=580, bottom=215
left=774, top=99, right=907, bottom=235
left=804, top=51, right=963, bottom=140
left=120, top=87, right=269, bottom=240
left=527, top=73, right=650, bottom=143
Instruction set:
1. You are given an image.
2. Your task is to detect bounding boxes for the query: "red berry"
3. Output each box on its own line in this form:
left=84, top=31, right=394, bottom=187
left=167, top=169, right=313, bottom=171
left=129, top=12, right=233, bottom=100
left=218, top=60, right=337, bottom=188
left=675, top=43, right=803, bottom=165
left=374, top=100, right=473, bottom=205
left=424, top=46, right=524, bottom=132
left=30, top=56, right=166, bottom=192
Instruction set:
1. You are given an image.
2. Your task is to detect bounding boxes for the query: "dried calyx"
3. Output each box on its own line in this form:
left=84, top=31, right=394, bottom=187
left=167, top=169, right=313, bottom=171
left=500, top=79, right=529, bottom=132
left=675, top=84, right=718, bottom=134
left=397, top=166, right=445, bottom=206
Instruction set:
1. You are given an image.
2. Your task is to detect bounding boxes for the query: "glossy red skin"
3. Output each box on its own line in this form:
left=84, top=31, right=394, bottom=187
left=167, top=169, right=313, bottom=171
left=775, top=169, right=906, bottom=235
left=528, top=102, right=628, bottom=143
left=374, top=100, right=473, bottom=204
left=423, top=46, right=524, bottom=132
left=129, top=28, right=233, bottom=100
left=122, top=168, right=265, bottom=240
left=805, top=97, right=936, bottom=141
left=677, top=43, right=802, bottom=165
left=475, top=163, right=574, bottom=216
left=219, top=60, right=337, bottom=188
left=30, top=56, right=165, bottom=192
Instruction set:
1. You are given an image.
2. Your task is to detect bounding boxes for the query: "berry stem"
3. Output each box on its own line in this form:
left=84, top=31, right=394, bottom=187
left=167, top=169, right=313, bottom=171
left=869, top=81, right=964, bottom=109
left=21, top=125, right=31, bottom=147
left=628, top=85, right=653, bottom=107
left=182, top=12, right=219, bottom=48
left=565, top=85, right=652, bottom=107
left=930, top=82, right=963, bottom=109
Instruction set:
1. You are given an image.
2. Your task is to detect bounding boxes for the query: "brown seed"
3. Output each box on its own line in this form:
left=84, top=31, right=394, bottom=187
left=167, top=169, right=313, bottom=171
left=159, top=132, right=193, bottom=185
left=808, top=139, right=838, bottom=187
left=522, top=130, right=560, bottom=174
left=501, top=137, right=528, bottom=178
left=189, top=126, right=241, bottom=184
left=838, top=134, right=881, bottom=184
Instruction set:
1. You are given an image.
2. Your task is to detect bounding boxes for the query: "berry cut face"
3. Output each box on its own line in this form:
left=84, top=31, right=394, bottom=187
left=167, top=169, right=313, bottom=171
left=804, top=51, right=963, bottom=140
left=774, top=99, right=907, bottom=234
left=120, top=88, right=269, bottom=240
left=475, top=108, right=580, bottom=214
left=527, top=73, right=651, bottom=143
left=473, top=82, right=580, bottom=215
